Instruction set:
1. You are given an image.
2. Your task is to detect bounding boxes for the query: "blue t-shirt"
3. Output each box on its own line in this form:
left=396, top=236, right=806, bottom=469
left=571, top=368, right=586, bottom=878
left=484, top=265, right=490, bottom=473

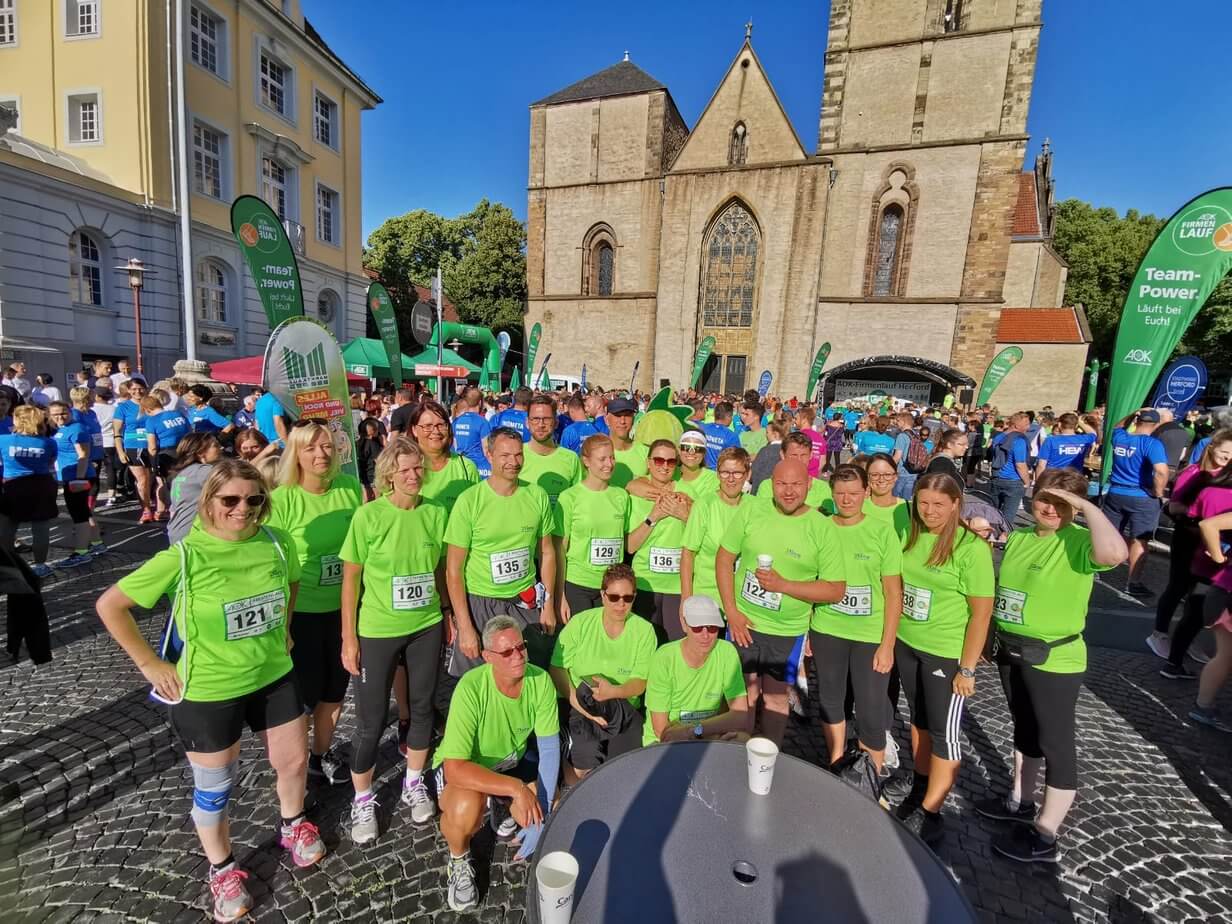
left=852, top=430, right=895, bottom=457
left=148, top=410, right=191, bottom=451
left=453, top=411, right=492, bottom=476
left=233, top=408, right=256, bottom=430
left=188, top=405, right=231, bottom=433
left=0, top=418, right=11, bottom=437
left=991, top=431, right=1030, bottom=479
left=1039, top=433, right=1096, bottom=471
left=843, top=410, right=861, bottom=431
left=0, top=434, right=57, bottom=479
left=114, top=400, right=147, bottom=451
left=893, top=432, right=913, bottom=474
left=555, top=413, right=572, bottom=443
left=53, top=422, right=95, bottom=481
left=490, top=407, right=529, bottom=441
left=1107, top=428, right=1167, bottom=497
left=255, top=392, right=286, bottom=443
left=700, top=421, right=740, bottom=470
left=71, top=408, right=105, bottom=462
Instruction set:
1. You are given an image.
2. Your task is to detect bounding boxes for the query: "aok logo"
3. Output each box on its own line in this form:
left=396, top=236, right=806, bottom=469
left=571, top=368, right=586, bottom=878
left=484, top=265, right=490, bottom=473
left=1123, top=348, right=1153, bottom=365
left=1172, top=203, right=1232, bottom=256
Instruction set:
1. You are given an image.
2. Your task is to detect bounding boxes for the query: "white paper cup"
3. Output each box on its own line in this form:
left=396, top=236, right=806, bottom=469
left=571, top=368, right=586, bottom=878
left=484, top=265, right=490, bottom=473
left=746, top=736, right=779, bottom=795
left=536, top=850, right=579, bottom=924
left=757, top=554, right=773, bottom=570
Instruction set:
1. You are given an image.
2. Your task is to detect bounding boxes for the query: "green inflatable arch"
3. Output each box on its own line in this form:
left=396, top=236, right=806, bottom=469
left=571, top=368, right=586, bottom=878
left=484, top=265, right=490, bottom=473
left=430, top=322, right=502, bottom=391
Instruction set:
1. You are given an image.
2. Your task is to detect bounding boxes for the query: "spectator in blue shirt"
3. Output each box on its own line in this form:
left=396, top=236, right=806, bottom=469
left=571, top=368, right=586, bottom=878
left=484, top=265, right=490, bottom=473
left=490, top=386, right=531, bottom=441
left=0, top=405, right=59, bottom=575
left=255, top=390, right=288, bottom=447
left=988, top=412, right=1032, bottom=526
left=699, top=401, right=740, bottom=469
left=851, top=415, right=896, bottom=457
left=452, top=387, right=493, bottom=477
left=1035, top=413, right=1096, bottom=475
left=1102, top=410, right=1169, bottom=597
left=233, top=391, right=259, bottom=431
left=185, top=385, right=234, bottom=435
left=560, top=392, right=609, bottom=454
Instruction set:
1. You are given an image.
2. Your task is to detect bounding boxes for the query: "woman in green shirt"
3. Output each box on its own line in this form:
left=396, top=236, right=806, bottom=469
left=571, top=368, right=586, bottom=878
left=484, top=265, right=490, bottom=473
left=269, top=421, right=364, bottom=787
left=97, top=459, right=325, bottom=922
left=681, top=445, right=751, bottom=604
left=628, top=439, right=692, bottom=643
left=862, top=452, right=911, bottom=539
left=412, top=399, right=480, bottom=514
left=976, top=467, right=1125, bottom=864
left=674, top=430, right=719, bottom=500
left=558, top=434, right=631, bottom=621
left=893, top=473, right=995, bottom=846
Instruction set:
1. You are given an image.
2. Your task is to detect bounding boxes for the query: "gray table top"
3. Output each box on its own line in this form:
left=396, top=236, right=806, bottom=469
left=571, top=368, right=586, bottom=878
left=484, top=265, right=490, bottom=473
left=528, top=740, right=977, bottom=923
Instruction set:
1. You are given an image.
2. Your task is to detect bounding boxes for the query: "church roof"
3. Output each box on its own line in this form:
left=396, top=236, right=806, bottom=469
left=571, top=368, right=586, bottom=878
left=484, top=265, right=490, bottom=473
left=996, top=308, right=1087, bottom=344
left=1012, top=173, right=1043, bottom=237
left=533, top=60, right=667, bottom=107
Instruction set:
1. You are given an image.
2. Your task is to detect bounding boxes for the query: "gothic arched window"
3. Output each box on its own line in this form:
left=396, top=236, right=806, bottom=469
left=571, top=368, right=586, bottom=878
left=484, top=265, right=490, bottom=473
left=582, top=224, right=616, bottom=296
left=863, top=164, right=918, bottom=298
left=728, top=122, right=748, bottom=166
left=872, top=205, right=904, bottom=297
left=701, top=201, right=759, bottom=328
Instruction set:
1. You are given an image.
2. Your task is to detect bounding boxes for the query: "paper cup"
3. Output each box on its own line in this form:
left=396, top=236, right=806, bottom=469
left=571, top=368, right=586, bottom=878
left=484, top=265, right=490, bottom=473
left=746, top=736, right=779, bottom=795
left=536, top=850, right=579, bottom=924
left=757, top=554, right=773, bottom=570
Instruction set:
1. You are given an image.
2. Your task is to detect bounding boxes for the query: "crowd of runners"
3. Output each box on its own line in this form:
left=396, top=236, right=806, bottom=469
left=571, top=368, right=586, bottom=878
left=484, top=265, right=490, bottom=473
left=1, top=358, right=1229, bottom=921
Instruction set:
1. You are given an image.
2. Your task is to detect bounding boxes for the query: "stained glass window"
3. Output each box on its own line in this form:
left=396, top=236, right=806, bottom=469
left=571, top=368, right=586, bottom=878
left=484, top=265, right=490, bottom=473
left=872, top=205, right=903, bottom=297
left=701, top=202, right=759, bottom=328
left=596, top=243, right=614, bottom=296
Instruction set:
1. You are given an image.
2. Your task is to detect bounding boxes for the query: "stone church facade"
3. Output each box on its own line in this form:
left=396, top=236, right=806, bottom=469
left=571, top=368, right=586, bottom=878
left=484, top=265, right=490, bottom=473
left=525, top=0, right=1088, bottom=409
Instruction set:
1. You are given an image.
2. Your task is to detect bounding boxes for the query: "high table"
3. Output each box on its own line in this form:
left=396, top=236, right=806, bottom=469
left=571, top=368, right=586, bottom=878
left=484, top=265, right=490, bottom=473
left=527, top=740, right=977, bottom=923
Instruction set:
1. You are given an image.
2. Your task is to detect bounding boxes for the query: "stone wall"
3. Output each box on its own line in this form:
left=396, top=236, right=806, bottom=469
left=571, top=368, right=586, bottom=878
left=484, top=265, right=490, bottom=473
left=524, top=296, right=658, bottom=391
left=815, top=301, right=959, bottom=369
left=950, top=304, right=1004, bottom=381
left=960, top=140, right=1027, bottom=300
left=991, top=341, right=1088, bottom=412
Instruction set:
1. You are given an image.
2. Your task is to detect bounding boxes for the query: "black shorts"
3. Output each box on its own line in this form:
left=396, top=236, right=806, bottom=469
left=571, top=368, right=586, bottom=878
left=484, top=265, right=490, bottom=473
left=732, top=628, right=805, bottom=685
left=61, top=481, right=92, bottom=524
left=561, top=701, right=643, bottom=771
left=290, top=609, right=350, bottom=707
left=894, top=640, right=965, bottom=762
left=169, top=671, right=303, bottom=754
left=563, top=581, right=603, bottom=618
left=155, top=451, right=177, bottom=479
left=434, top=742, right=538, bottom=795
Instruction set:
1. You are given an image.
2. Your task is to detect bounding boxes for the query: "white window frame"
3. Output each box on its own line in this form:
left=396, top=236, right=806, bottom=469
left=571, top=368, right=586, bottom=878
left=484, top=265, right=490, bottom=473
left=261, top=155, right=292, bottom=220
left=315, top=182, right=340, bottom=247
left=65, top=0, right=101, bottom=40
left=192, top=119, right=227, bottom=200
left=189, top=3, right=228, bottom=81
left=66, top=90, right=103, bottom=145
left=0, top=0, right=17, bottom=48
left=312, top=88, right=339, bottom=151
left=69, top=230, right=105, bottom=307
left=255, top=38, right=295, bottom=125
left=196, top=259, right=229, bottom=324
left=0, top=94, right=19, bottom=132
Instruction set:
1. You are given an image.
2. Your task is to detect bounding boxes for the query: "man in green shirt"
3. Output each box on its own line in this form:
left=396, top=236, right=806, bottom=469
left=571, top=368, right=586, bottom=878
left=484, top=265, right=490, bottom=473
left=738, top=400, right=768, bottom=456
left=716, top=459, right=846, bottom=745
left=434, top=616, right=560, bottom=911
left=445, top=428, right=558, bottom=676
left=606, top=396, right=648, bottom=488
left=754, top=432, right=834, bottom=513
left=520, top=394, right=581, bottom=511
left=643, top=595, right=751, bottom=745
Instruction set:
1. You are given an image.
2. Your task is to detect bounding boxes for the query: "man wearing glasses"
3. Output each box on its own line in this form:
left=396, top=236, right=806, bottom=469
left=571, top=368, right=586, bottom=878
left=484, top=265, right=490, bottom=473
left=642, top=595, right=750, bottom=745
left=433, top=616, right=561, bottom=911
left=520, top=394, right=581, bottom=510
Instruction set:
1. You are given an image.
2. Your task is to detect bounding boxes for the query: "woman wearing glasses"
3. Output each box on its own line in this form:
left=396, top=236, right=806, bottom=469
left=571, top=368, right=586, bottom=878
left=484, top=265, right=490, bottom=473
left=268, top=421, right=364, bottom=787
left=681, top=446, right=751, bottom=608
left=862, top=452, right=911, bottom=539
left=674, top=430, right=718, bottom=499
left=557, top=434, right=631, bottom=621
left=411, top=400, right=480, bottom=514
left=549, top=563, right=658, bottom=781
left=627, top=439, right=692, bottom=643
left=339, top=436, right=450, bottom=843
left=97, top=459, right=325, bottom=923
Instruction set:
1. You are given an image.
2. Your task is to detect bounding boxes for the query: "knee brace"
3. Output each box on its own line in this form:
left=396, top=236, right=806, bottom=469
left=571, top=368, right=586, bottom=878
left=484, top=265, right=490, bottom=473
left=189, top=760, right=238, bottom=828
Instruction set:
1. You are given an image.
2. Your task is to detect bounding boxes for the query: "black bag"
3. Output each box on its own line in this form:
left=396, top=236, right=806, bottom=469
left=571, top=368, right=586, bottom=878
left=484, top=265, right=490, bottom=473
left=987, top=432, right=1025, bottom=471
left=992, top=627, right=1080, bottom=667
left=831, top=747, right=887, bottom=808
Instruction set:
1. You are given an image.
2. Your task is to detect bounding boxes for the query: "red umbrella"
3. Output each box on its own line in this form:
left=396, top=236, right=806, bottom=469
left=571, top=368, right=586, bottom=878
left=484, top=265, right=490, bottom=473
left=209, top=355, right=370, bottom=389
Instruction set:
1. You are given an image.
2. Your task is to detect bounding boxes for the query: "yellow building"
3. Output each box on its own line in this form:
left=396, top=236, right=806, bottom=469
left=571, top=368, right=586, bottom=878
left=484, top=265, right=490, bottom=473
left=0, top=0, right=379, bottom=377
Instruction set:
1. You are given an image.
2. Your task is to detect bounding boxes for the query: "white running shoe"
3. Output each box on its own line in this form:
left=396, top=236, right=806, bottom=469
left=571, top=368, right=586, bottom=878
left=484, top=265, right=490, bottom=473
left=1145, top=631, right=1171, bottom=660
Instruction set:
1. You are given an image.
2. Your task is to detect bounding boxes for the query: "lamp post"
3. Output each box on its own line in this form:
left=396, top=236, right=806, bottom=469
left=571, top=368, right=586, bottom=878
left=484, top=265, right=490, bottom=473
left=115, top=258, right=156, bottom=375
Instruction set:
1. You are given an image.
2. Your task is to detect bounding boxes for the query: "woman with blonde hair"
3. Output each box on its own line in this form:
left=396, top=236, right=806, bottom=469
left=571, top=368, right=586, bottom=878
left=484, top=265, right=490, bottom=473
left=268, top=420, right=364, bottom=786
left=0, top=405, right=59, bottom=575
left=558, top=434, right=632, bottom=620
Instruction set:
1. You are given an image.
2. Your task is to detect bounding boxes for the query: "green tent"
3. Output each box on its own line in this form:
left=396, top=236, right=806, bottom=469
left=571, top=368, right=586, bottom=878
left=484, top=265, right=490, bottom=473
left=341, top=338, right=416, bottom=381
left=404, top=345, right=482, bottom=380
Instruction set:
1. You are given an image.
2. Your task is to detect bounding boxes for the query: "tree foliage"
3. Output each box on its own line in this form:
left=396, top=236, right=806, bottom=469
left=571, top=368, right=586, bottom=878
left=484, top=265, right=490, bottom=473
left=1053, top=198, right=1232, bottom=369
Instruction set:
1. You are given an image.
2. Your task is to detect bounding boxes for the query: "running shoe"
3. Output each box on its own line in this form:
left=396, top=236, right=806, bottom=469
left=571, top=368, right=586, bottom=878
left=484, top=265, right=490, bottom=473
left=899, top=806, right=944, bottom=845
left=974, top=796, right=1037, bottom=825
left=489, top=798, right=518, bottom=840
left=1189, top=704, right=1232, bottom=733
left=101, top=497, right=118, bottom=509
left=30, top=563, right=54, bottom=579
left=992, top=825, right=1058, bottom=864
left=52, top=552, right=93, bottom=570
left=401, top=775, right=437, bottom=824
left=447, top=854, right=478, bottom=912
left=279, top=818, right=326, bottom=868
left=308, top=749, right=350, bottom=786
left=1145, top=631, right=1171, bottom=660
left=1188, top=646, right=1211, bottom=665
left=138, top=510, right=155, bottom=524
left=1159, top=663, right=1197, bottom=681
left=1126, top=582, right=1155, bottom=599
left=350, top=796, right=379, bottom=845
left=397, top=719, right=410, bottom=757
left=88, top=542, right=108, bottom=557
left=209, top=866, right=252, bottom=922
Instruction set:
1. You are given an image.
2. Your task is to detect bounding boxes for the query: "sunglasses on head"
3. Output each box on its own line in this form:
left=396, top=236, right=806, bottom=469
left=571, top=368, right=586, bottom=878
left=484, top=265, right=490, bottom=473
left=489, top=642, right=527, bottom=658
left=605, top=592, right=636, bottom=604
left=688, top=624, right=722, bottom=635
left=650, top=456, right=678, bottom=466
left=216, top=493, right=266, bottom=509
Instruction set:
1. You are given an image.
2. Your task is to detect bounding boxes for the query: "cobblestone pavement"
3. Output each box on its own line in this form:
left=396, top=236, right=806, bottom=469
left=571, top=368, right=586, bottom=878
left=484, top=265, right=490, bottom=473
left=1, top=505, right=1231, bottom=922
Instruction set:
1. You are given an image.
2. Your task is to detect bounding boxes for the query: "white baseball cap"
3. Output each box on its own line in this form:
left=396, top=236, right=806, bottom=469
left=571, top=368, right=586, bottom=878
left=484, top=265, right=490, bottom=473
left=680, top=430, right=708, bottom=448
left=681, top=595, right=725, bottom=629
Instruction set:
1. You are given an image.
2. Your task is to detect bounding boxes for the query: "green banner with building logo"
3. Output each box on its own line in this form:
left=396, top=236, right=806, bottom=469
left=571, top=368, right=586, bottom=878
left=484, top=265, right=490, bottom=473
left=231, top=195, right=305, bottom=330
left=805, top=342, right=831, bottom=401
left=975, top=346, right=1024, bottom=407
left=1101, top=187, right=1232, bottom=484
left=689, top=336, right=716, bottom=388
left=365, top=282, right=403, bottom=387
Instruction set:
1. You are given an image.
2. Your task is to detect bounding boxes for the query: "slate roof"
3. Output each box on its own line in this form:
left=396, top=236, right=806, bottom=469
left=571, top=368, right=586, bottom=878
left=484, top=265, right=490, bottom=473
left=996, top=308, right=1087, bottom=344
left=533, top=60, right=667, bottom=107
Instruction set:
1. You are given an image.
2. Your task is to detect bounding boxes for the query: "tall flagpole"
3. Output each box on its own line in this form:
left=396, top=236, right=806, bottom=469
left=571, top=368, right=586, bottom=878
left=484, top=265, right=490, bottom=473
left=434, top=266, right=443, bottom=399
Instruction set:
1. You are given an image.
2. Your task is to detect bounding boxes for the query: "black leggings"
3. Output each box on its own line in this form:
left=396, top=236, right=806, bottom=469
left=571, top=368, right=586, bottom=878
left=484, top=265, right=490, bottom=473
left=997, top=661, right=1083, bottom=790
left=564, top=581, right=603, bottom=618
left=632, top=591, right=683, bottom=644
left=351, top=622, right=443, bottom=774
left=811, top=631, right=888, bottom=750
left=1167, top=584, right=1211, bottom=668
left=1155, top=525, right=1199, bottom=634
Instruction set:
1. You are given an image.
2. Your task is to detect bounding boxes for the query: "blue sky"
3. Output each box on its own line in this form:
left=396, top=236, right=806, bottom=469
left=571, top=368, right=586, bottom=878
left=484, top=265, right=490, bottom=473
left=301, top=0, right=1232, bottom=239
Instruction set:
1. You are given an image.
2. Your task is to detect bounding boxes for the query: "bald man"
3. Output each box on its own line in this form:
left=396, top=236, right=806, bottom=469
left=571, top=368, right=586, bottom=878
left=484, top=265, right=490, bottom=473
left=715, top=459, right=846, bottom=745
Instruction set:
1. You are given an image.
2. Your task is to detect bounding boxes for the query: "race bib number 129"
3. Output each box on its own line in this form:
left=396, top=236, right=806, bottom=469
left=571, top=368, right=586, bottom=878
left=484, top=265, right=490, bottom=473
left=589, top=538, right=622, bottom=567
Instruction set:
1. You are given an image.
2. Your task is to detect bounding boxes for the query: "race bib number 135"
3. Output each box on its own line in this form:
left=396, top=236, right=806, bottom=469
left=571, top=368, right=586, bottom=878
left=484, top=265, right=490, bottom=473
left=490, top=548, right=531, bottom=585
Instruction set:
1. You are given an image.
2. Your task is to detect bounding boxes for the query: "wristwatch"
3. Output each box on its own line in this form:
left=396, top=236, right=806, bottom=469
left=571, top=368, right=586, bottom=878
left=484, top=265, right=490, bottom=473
left=644, top=516, right=656, bottom=528
left=958, top=666, right=976, bottom=679
left=692, top=723, right=705, bottom=739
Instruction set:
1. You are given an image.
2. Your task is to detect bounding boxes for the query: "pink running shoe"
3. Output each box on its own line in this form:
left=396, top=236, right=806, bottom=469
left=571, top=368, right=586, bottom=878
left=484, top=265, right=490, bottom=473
left=209, top=866, right=252, bottom=922
left=279, top=817, right=326, bottom=868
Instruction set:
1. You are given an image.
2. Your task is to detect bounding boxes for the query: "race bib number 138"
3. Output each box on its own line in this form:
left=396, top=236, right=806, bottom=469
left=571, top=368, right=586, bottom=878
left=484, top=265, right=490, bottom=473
left=902, top=584, right=932, bottom=622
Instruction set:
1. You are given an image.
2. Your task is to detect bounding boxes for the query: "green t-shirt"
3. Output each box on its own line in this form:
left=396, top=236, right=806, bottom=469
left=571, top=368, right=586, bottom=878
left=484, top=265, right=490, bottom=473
left=612, top=443, right=649, bottom=489
left=117, top=524, right=301, bottom=702
left=431, top=663, right=559, bottom=770
left=338, top=495, right=448, bottom=638
left=676, top=467, right=718, bottom=501
left=719, top=501, right=845, bottom=637
left=629, top=493, right=688, bottom=594
left=268, top=473, right=364, bottom=613
left=420, top=453, right=480, bottom=513
left=681, top=492, right=746, bottom=604
left=810, top=516, right=902, bottom=643
left=549, top=608, right=658, bottom=709
left=520, top=444, right=581, bottom=511
left=558, top=482, right=630, bottom=589
left=740, top=429, right=768, bottom=456
left=756, top=476, right=835, bottom=515
left=897, top=530, right=995, bottom=659
left=994, top=525, right=1113, bottom=673
left=444, top=481, right=554, bottom=598
left=863, top=497, right=911, bottom=539
left=641, top=639, right=747, bottom=745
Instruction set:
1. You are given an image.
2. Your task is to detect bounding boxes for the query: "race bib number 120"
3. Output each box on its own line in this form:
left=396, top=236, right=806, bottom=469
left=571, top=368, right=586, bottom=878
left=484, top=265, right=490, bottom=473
left=223, top=591, right=285, bottom=640
left=392, top=574, right=434, bottom=610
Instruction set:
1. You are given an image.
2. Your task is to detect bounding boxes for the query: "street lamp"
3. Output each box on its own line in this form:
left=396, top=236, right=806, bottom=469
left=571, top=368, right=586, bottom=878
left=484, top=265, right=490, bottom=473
left=114, top=258, right=156, bottom=374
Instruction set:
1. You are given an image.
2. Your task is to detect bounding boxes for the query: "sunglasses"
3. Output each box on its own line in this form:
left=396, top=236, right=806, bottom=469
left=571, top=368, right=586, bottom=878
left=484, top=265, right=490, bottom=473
left=688, top=624, right=722, bottom=635
left=650, top=457, right=679, bottom=467
left=489, top=642, right=528, bottom=658
left=680, top=445, right=705, bottom=453
left=605, top=592, right=636, bottom=604
left=215, top=494, right=267, bottom=509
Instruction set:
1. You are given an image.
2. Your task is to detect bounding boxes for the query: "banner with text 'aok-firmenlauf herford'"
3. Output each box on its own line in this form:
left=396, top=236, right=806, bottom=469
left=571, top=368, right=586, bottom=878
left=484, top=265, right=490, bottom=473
left=1102, top=188, right=1232, bottom=484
